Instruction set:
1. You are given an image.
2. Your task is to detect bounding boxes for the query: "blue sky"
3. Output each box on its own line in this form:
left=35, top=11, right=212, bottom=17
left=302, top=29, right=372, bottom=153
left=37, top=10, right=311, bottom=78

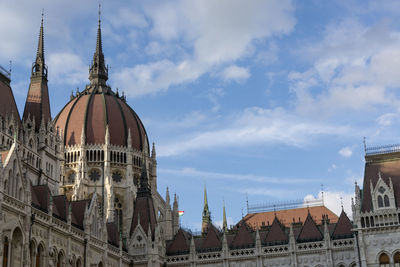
left=2, top=0, right=400, bottom=230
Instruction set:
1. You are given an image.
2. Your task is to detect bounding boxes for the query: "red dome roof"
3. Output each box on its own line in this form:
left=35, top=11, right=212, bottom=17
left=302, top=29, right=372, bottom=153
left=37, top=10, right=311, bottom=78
left=54, top=86, right=148, bottom=151
left=0, top=71, right=21, bottom=124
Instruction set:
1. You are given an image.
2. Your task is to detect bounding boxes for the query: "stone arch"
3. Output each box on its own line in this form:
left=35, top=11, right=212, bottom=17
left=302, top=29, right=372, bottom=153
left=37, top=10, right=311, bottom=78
left=29, top=238, right=37, bottom=267
left=98, top=261, right=103, bottom=267
left=378, top=251, right=390, bottom=266
left=36, top=242, right=45, bottom=267
left=349, top=263, right=356, bottom=267
left=336, top=263, right=346, bottom=267
left=56, top=249, right=65, bottom=267
left=2, top=236, right=9, bottom=267
left=10, top=227, right=24, bottom=267
left=76, top=257, right=83, bottom=267
left=393, top=250, right=400, bottom=265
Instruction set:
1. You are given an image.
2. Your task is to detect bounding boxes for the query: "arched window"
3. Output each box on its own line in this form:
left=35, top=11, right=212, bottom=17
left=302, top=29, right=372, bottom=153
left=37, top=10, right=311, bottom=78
left=57, top=251, right=64, bottom=267
left=384, top=195, right=390, bottom=207
left=10, top=228, right=23, bottom=267
left=378, top=195, right=384, bottom=208
left=76, top=258, right=82, bottom=267
left=114, top=197, right=123, bottom=233
left=2, top=237, right=9, bottom=267
left=394, top=251, right=400, bottom=266
left=380, top=253, right=390, bottom=267
left=36, top=244, right=44, bottom=267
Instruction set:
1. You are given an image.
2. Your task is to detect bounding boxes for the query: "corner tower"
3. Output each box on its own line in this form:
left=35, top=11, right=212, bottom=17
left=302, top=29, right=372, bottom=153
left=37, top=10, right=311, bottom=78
left=23, top=13, right=51, bottom=131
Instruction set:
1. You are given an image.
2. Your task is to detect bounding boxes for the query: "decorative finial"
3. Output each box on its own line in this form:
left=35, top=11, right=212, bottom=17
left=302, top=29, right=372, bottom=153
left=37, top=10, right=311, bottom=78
left=9, top=60, right=12, bottom=75
left=321, top=184, right=324, bottom=206
left=340, top=196, right=343, bottom=210
left=363, top=137, right=366, bottom=153
left=42, top=8, right=44, bottom=22
left=98, top=4, right=101, bottom=25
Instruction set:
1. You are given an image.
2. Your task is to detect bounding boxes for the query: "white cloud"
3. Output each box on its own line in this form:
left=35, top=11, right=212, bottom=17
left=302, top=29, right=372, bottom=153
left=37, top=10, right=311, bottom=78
left=159, top=167, right=319, bottom=184
left=338, top=147, right=353, bottom=158
left=158, top=107, right=354, bottom=156
left=47, top=52, right=87, bottom=85
left=290, top=19, right=400, bottom=115
left=221, top=65, right=251, bottom=82
left=377, top=112, right=397, bottom=126
left=116, top=0, right=295, bottom=96
left=304, top=191, right=354, bottom=218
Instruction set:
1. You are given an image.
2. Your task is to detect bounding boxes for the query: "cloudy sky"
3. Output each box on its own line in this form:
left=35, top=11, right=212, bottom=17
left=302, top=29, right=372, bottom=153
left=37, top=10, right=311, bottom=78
left=2, top=0, right=400, bottom=230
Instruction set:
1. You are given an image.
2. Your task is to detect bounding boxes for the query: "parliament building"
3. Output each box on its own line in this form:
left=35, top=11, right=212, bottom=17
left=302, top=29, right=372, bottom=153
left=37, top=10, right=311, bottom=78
left=0, top=12, right=400, bottom=267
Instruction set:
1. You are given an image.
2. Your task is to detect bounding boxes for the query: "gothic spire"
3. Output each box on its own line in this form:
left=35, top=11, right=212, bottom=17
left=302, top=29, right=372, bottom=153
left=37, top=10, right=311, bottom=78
left=138, top=153, right=150, bottom=195
left=32, top=10, right=47, bottom=78
left=89, top=4, right=108, bottom=85
left=23, top=11, right=51, bottom=131
left=202, top=185, right=211, bottom=233
left=222, top=200, right=227, bottom=232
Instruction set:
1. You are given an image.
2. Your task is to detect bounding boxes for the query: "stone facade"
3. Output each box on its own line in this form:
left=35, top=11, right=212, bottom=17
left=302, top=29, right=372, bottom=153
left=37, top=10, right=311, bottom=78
left=1, top=11, right=400, bottom=267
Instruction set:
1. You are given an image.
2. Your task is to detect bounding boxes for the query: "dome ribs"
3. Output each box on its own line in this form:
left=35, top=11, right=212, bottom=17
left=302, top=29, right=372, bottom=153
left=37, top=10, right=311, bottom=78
left=85, top=93, right=106, bottom=145
left=105, top=95, right=126, bottom=146
left=82, top=89, right=97, bottom=144
left=110, top=94, right=128, bottom=146
left=62, top=93, right=86, bottom=146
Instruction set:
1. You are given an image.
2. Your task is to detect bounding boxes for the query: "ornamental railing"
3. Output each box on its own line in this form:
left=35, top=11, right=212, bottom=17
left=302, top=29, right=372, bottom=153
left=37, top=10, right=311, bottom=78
left=248, top=198, right=323, bottom=214
left=365, top=144, right=400, bottom=156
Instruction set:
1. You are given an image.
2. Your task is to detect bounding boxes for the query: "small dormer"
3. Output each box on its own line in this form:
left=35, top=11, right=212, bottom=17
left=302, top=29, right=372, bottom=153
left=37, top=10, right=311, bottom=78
left=370, top=172, right=396, bottom=210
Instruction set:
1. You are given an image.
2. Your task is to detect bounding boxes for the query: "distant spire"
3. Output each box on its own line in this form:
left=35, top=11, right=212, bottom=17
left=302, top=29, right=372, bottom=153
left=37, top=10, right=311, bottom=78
left=202, top=184, right=211, bottom=233
left=222, top=200, right=227, bottom=232
left=138, top=153, right=150, bottom=195
left=151, top=142, right=156, bottom=159
left=89, top=4, right=108, bottom=85
left=31, top=10, right=47, bottom=79
left=166, top=186, right=170, bottom=205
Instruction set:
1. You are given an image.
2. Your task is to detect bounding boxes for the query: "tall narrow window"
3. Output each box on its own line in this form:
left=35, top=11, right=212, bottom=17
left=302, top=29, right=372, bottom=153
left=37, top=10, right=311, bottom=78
left=384, top=195, right=390, bottom=207
left=380, top=253, right=390, bottom=267
left=2, top=237, right=8, bottom=267
left=378, top=195, right=384, bottom=208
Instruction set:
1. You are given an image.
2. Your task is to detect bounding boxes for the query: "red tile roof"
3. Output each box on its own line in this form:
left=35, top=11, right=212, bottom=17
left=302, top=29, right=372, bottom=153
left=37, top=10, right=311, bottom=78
left=297, top=213, right=323, bottom=242
left=22, top=81, right=51, bottom=131
left=243, top=205, right=338, bottom=229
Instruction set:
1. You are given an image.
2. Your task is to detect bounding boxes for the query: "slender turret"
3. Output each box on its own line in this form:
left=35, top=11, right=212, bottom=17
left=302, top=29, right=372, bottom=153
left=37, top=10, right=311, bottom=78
left=23, top=12, right=51, bottom=131
left=202, top=185, right=211, bottom=233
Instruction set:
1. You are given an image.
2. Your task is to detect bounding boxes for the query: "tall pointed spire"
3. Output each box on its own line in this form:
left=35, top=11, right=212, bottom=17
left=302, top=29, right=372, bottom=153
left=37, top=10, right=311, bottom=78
left=23, top=11, right=51, bottom=131
left=137, top=153, right=150, bottom=195
left=222, top=200, right=227, bottom=232
left=202, top=185, right=211, bottom=233
left=89, top=4, right=108, bottom=85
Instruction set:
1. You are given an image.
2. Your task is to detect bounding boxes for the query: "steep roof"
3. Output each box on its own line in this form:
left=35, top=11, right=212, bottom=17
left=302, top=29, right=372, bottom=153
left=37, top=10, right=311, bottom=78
left=23, top=15, right=51, bottom=131
left=264, top=217, right=288, bottom=245
left=361, top=157, right=400, bottom=212
left=107, top=222, right=120, bottom=247
left=331, top=210, right=353, bottom=239
left=0, top=70, right=21, bottom=125
left=31, top=185, right=51, bottom=212
left=130, top=159, right=157, bottom=239
left=199, top=225, right=222, bottom=252
left=230, top=221, right=254, bottom=249
left=52, top=195, right=68, bottom=221
left=70, top=199, right=90, bottom=230
left=243, top=205, right=338, bottom=229
left=167, top=229, right=191, bottom=255
left=297, top=213, right=323, bottom=243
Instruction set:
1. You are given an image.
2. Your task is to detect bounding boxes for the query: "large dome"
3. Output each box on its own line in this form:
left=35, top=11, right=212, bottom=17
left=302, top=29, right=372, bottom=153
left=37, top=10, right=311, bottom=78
left=54, top=19, right=148, bottom=152
left=54, top=85, right=149, bottom=151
